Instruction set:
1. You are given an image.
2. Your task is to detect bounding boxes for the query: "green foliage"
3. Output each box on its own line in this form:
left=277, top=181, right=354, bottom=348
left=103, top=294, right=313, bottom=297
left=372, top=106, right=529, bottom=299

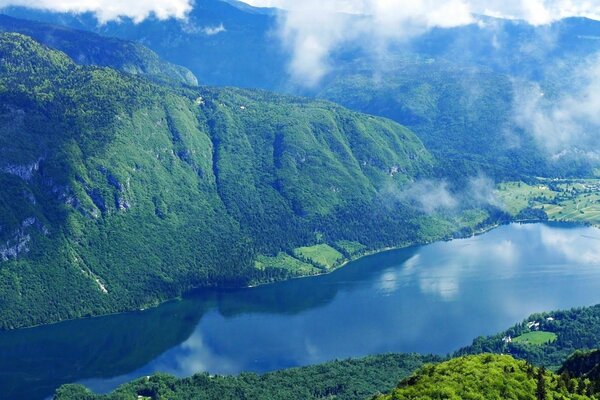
left=254, top=252, right=320, bottom=276
left=514, top=332, right=558, bottom=346
left=497, top=179, right=600, bottom=225
left=315, top=58, right=560, bottom=180
left=560, top=350, right=600, bottom=380
left=54, top=354, right=439, bottom=400
left=334, top=240, right=367, bottom=257
left=377, top=354, right=595, bottom=400
left=293, top=244, right=344, bottom=270
left=0, top=14, right=198, bottom=86
left=457, top=305, right=600, bottom=370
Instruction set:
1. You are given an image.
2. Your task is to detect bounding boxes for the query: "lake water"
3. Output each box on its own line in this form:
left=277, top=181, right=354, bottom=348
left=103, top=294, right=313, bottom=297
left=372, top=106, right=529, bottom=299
left=2, top=223, right=600, bottom=399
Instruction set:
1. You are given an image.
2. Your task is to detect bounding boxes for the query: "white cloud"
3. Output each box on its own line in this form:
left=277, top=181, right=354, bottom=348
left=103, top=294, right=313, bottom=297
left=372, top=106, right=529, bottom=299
left=387, top=175, right=504, bottom=215
left=396, top=179, right=459, bottom=214
left=466, top=174, right=505, bottom=210
left=242, top=0, right=600, bottom=84
left=244, top=0, right=600, bottom=24
left=0, top=0, right=192, bottom=23
left=514, top=54, right=600, bottom=159
left=540, top=225, right=600, bottom=265
left=202, top=23, right=226, bottom=36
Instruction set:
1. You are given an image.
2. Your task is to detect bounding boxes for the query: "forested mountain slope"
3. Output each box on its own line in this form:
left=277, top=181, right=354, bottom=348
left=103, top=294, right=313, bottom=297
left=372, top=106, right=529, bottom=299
left=314, top=59, right=551, bottom=179
left=0, top=14, right=198, bottom=86
left=1, top=0, right=284, bottom=89
left=55, top=354, right=440, bottom=400
left=6, top=3, right=599, bottom=178
left=0, top=32, right=441, bottom=329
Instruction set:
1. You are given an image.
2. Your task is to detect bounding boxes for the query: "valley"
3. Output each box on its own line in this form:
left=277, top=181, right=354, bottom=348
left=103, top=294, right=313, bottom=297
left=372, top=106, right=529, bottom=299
left=0, top=1, right=599, bottom=399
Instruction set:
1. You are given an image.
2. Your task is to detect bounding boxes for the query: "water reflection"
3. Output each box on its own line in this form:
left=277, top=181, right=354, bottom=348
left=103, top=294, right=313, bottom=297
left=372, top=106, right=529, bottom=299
left=2, top=223, right=600, bottom=399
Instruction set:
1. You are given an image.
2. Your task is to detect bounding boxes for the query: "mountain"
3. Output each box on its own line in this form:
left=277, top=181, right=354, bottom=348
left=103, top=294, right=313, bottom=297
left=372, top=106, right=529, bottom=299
left=1, top=0, right=285, bottom=89
left=54, top=354, right=439, bottom=400
left=0, top=14, right=198, bottom=86
left=5, top=2, right=599, bottom=89
left=0, top=32, right=446, bottom=329
left=313, top=58, right=552, bottom=179
left=560, top=350, right=600, bottom=381
left=4, top=3, right=599, bottom=178
left=399, top=16, right=600, bottom=81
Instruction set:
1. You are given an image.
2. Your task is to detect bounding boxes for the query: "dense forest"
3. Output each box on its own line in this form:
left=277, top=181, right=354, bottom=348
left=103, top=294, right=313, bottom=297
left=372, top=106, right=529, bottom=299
left=54, top=354, right=439, bottom=400
left=0, top=14, right=198, bottom=86
left=7, top=2, right=600, bottom=179
left=0, top=3, right=599, bottom=400
left=377, top=354, right=600, bottom=400
left=457, top=305, right=600, bottom=369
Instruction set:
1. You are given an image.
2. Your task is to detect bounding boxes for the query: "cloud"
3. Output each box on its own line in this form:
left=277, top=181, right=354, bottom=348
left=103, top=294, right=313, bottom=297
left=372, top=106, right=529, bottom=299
left=465, top=174, right=505, bottom=210
left=513, top=54, right=600, bottom=160
left=261, top=0, right=474, bottom=85
left=388, top=175, right=504, bottom=215
left=395, top=179, right=459, bottom=214
left=0, top=0, right=192, bottom=23
left=275, top=0, right=360, bottom=87
left=480, top=0, right=600, bottom=25
left=202, top=23, right=227, bottom=36
left=540, top=225, right=600, bottom=265
left=242, top=0, right=600, bottom=85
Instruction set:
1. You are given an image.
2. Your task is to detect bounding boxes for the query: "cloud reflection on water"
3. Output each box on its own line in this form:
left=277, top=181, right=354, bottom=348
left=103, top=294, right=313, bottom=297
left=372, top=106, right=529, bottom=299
left=79, top=223, right=600, bottom=396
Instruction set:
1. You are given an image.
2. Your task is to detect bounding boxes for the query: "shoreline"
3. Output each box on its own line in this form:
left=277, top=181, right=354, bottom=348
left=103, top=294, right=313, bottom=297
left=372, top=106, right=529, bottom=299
left=7, top=219, right=593, bottom=332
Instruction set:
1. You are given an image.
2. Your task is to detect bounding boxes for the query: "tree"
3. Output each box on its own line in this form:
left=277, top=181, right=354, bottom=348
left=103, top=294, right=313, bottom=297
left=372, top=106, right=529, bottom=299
left=537, top=367, right=547, bottom=400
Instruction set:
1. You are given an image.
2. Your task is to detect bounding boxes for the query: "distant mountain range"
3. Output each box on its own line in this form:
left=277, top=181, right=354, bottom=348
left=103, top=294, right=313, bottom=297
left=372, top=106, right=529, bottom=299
left=3, top=1, right=599, bottom=176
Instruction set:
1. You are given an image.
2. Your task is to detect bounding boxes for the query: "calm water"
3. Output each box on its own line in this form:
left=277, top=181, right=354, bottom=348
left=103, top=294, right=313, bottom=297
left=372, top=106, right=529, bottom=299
left=2, top=223, right=600, bottom=399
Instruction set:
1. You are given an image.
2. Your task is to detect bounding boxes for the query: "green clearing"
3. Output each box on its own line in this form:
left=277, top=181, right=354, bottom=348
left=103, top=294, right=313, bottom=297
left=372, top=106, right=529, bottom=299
left=334, top=240, right=367, bottom=257
left=497, top=179, right=600, bottom=224
left=513, top=331, right=557, bottom=346
left=541, top=192, right=600, bottom=224
left=496, top=181, right=557, bottom=216
left=254, top=253, right=321, bottom=276
left=293, top=244, right=344, bottom=270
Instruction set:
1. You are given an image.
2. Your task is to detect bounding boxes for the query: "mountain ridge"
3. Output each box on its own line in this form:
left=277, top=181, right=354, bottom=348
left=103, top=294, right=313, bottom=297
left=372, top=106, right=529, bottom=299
left=0, top=32, right=450, bottom=329
left=0, top=13, right=198, bottom=86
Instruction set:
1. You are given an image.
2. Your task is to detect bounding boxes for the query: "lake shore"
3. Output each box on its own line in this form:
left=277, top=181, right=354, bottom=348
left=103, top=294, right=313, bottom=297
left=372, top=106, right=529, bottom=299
left=9, top=218, right=594, bottom=332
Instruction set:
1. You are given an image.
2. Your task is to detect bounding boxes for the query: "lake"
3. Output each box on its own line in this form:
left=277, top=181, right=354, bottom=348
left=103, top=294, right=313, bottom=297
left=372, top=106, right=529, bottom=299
left=2, top=223, right=600, bottom=399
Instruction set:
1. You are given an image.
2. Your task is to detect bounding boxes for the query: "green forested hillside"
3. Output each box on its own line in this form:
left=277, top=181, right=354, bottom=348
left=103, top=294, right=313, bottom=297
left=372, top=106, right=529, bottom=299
left=377, top=354, right=596, bottom=400
left=457, top=305, right=600, bottom=370
left=54, top=354, right=439, bottom=400
left=315, top=59, right=557, bottom=179
left=0, top=14, right=198, bottom=86
left=0, top=32, right=465, bottom=329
